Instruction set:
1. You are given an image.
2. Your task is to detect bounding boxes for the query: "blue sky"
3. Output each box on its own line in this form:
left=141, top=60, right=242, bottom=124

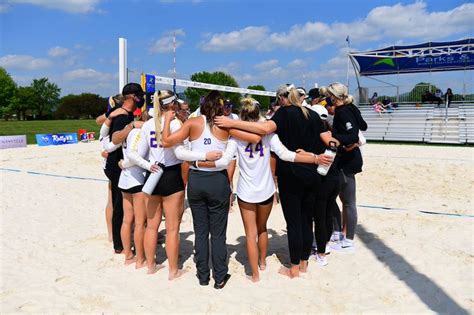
left=0, top=0, right=473, bottom=98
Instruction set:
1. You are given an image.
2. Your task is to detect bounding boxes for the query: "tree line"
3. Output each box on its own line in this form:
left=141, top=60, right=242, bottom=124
left=0, top=67, right=273, bottom=121
left=0, top=67, right=110, bottom=121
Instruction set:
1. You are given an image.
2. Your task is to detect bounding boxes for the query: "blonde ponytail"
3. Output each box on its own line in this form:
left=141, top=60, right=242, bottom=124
left=239, top=97, right=261, bottom=122
left=327, top=82, right=354, bottom=105
left=344, top=95, right=354, bottom=105
left=288, top=86, right=310, bottom=119
left=319, top=87, right=328, bottom=96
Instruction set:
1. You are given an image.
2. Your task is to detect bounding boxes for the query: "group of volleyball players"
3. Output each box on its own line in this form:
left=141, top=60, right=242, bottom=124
left=97, top=81, right=367, bottom=287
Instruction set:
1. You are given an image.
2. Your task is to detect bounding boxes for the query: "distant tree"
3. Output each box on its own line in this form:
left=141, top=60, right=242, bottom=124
left=55, top=93, right=107, bottom=119
left=30, top=78, right=61, bottom=119
left=9, top=86, right=36, bottom=120
left=0, top=67, right=18, bottom=120
left=54, top=94, right=80, bottom=119
left=247, top=85, right=270, bottom=110
left=184, top=71, right=240, bottom=111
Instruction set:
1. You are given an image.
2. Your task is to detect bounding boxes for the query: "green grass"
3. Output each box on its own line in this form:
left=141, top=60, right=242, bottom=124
left=0, top=119, right=100, bottom=144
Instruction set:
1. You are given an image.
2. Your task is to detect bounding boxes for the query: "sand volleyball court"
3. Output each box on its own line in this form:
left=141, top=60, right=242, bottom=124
left=0, top=142, right=472, bottom=313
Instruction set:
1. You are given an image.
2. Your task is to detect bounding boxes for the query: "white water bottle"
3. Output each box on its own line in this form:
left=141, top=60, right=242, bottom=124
left=317, top=141, right=337, bottom=176
left=142, top=162, right=164, bottom=195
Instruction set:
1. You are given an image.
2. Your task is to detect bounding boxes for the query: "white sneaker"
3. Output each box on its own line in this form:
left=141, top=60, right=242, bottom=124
left=340, top=238, right=355, bottom=252
left=324, top=245, right=331, bottom=254
left=315, top=253, right=328, bottom=266
left=330, top=231, right=341, bottom=242
left=329, top=241, right=343, bottom=251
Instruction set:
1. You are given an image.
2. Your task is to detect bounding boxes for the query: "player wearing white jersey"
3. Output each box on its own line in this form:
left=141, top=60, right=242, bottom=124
left=116, top=112, right=149, bottom=268
left=199, top=98, right=326, bottom=282
left=162, top=90, right=260, bottom=289
left=128, top=90, right=222, bottom=280
left=215, top=87, right=338, bottom=279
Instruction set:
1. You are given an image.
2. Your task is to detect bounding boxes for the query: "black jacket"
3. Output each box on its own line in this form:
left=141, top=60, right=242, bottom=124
left=332, top=104, right=368, bottom=174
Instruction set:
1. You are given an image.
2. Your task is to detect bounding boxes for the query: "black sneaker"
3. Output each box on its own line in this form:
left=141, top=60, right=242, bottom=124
left=197, top=274, right=209, bottom=286
left=214, top=274, right=231, bottom=289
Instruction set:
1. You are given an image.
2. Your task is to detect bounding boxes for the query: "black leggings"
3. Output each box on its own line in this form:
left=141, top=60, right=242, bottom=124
left=278, top=173, right=319, bottom=265
left=104, top=169, right=123, bottom=251
left=314, top=176, right=340, bottom=253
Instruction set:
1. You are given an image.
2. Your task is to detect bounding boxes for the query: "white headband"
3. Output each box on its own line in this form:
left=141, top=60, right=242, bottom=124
left=161, top=95, right=177, bottom=105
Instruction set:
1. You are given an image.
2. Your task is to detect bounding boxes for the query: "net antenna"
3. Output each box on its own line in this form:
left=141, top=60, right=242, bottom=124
left=173, top=32, right=177, bottom=94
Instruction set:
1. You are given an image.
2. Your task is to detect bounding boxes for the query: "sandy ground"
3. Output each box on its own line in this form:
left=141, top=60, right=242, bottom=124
left=0, top=142, right=473, bottom=314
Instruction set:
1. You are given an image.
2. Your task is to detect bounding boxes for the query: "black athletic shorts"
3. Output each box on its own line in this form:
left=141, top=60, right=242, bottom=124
left=238, top=194, right=274, bottom=206
left=144, top=163, right=184, bottom=197
left=120, top=185, right=143, bottom=194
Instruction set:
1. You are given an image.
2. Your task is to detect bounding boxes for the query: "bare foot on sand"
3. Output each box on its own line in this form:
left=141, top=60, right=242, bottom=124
left=168, top=269, right=187, bottom=281
left=246, top=274, right=260, bottom=282
left=299, top=260, right=308, bottom=273
left=278, top=266, right=296, bottom=279
left=135, top=259, right=146, bottom=269
left=259, top=260, right=267, bottom=271
left=147, top=264, right=165, bottom=275
left=124, top=255, right=136, bottom=265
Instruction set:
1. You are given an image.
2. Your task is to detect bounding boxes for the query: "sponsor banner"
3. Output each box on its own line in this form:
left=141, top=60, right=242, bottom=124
left=0, top=135, right=27, bottom=150
left=353, top=53, right=474, bottom=76
left=351, top=38, right=474, bottom=76
left=35, top=133, right=78, bottom=147
left=145, top=74, right=156, bottom=93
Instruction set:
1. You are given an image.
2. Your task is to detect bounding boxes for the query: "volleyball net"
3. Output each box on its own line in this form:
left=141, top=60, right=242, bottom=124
left=140, top=73, right=276, bottom=110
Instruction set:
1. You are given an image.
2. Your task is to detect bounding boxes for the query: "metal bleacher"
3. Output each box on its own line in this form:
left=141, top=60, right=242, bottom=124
left=359, top=103, right=474, bottom=144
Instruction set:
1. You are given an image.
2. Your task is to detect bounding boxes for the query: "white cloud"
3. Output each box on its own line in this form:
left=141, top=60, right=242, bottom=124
left=201, top=26, right=270, bottom=52
left=0, top=54, right=51, bottom=70
left=11, top=74, right=33, bottom=86
left=48, top=46, right=69, bottom=57
left=215, top=62, right=240, bottom=74
left=163, top=29, right=186, bottom=37
left=0, top=3, right=9, bottom=13
left=63, top=68, right=114, bottom=81
left=288, top=59, right=309, bottom=69
left=364, top=2, right=474, bottom=40
left=73, top=43, right=93, bottom=50
left=201, top=2, right=474, bottom=52
left=149, top=30, right=185, bottom=54
left=254, top=59, right=279, bottom=71
left=5, top=0, right=101, bottom=13
left=237, top=74, right=253, bottom=82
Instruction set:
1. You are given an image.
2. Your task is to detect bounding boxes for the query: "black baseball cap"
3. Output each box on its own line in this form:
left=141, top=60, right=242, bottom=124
left=122, top=83, right=144, bottom=97
left=308, top=88, right=320, bottom=101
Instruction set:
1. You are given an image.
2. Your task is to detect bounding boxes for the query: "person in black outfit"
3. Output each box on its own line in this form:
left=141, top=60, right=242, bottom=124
left=103, top=83, right=145, bottom=253
left=310, top=106, right=340, bottom=266
left=445, top=88, right=454, bottom=107
left=326, top=82, right=367, bottom=252
left=215, top=84, right=336, bottom=278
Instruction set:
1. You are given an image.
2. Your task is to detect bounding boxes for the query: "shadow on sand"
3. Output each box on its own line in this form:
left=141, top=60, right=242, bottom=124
left=357, top=224, right=468, bottom=314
